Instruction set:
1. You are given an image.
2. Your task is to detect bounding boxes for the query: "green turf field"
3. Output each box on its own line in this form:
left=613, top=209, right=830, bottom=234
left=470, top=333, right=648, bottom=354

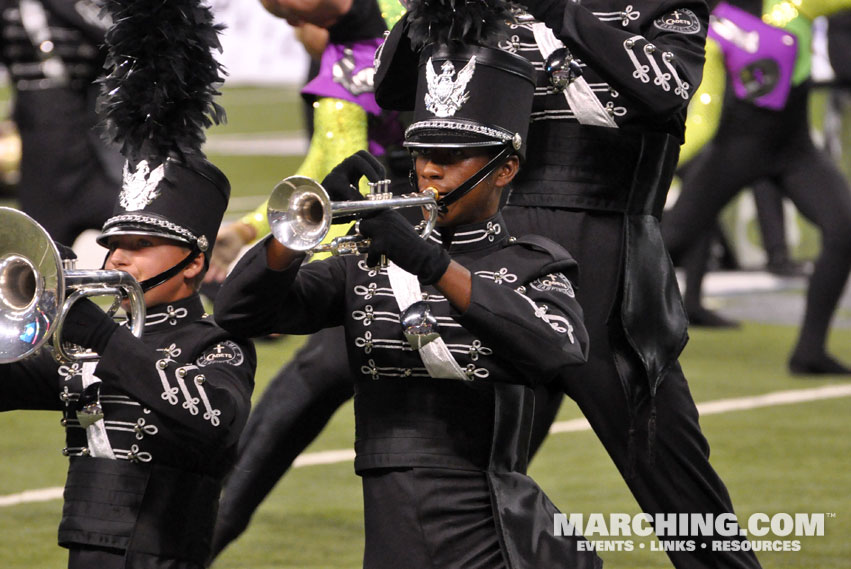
left=0, top=86, right=849, bottom=568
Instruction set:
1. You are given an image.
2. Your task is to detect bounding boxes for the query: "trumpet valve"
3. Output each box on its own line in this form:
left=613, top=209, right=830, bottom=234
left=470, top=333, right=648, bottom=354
left=367, top=179, right=393, bottom=200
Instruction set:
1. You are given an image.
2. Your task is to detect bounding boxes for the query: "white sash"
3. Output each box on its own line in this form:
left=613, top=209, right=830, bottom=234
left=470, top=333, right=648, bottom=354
left=81, top=361, right=116, bottom=459
left=386, top=263, right=470, bottom=381
left=532, top=23, right=618, bottom=128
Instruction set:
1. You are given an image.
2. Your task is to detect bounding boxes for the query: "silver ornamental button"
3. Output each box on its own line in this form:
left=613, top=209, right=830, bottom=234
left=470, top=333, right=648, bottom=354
left=545, top=47, right=582, bottom=92
left=75, top=383, right=104, bottom=429
left=400, top=301, right=441, bottom=350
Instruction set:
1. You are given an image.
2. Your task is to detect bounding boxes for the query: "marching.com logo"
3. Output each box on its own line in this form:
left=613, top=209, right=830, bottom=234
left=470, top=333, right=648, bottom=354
left=554, top=513, right=834, bottom=552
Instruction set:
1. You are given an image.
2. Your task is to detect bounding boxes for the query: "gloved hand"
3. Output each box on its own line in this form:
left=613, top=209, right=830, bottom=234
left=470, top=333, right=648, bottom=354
left=518, top=0, right=572, bottom=32
left=359, top=210, right=451, bottom=285
left=321, top=150, right=387, bottom=203
left=54, top=241, right=77, bottom=261
left=61, top=298, right=120, bottom=354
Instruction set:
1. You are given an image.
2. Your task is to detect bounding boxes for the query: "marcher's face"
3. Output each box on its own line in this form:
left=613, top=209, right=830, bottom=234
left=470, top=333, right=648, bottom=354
left=412, top=147, right=517, bottom=227
left=104, top=235, right=199, bottom=308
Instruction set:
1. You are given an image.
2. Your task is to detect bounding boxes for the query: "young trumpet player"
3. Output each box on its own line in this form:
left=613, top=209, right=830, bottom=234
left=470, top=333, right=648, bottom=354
left=213, top=38, right=599, bottom=568
left=0, top=0, right=255, bottom=567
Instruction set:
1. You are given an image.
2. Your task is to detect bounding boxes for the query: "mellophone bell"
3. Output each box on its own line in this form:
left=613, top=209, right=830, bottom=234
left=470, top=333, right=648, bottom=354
left=0, top=207, right=145, bottom=363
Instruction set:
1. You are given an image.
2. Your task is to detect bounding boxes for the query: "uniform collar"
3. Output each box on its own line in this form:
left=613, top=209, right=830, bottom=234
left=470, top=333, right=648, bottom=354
left=143, top=294, right=205, bottom=332
left=426, top=213, right=509, bottom=255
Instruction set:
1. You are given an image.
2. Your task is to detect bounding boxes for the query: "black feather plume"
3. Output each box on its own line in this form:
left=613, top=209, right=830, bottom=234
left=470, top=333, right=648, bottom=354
left=405, top=0, right=513, bottom=50
left=97, top=0, right=227, bottom=166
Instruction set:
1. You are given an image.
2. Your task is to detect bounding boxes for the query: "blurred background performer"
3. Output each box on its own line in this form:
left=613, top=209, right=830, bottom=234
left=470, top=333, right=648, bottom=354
left=214, top=10, right=599, bottom=567
left=0, top=0, right=123, bottom=245
left=0, top=0, right=256, bottom=567
left=205, top=0, right=405, bottom=282
left=662, top=0, right=851, bottom=375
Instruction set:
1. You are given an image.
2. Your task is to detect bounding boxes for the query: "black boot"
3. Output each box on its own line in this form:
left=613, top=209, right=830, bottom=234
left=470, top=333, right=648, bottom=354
left=788, top=352, right=851, bottom=376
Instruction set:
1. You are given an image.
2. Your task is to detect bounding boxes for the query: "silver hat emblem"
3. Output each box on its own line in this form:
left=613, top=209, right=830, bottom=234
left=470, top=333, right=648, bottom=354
left=425, top=56, right=476, bottom=118
left=120, top=159, right=166, bottom=211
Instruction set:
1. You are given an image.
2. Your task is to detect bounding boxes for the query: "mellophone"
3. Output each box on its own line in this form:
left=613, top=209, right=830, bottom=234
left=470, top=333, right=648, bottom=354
left=0, top=207, right=145, bottom=363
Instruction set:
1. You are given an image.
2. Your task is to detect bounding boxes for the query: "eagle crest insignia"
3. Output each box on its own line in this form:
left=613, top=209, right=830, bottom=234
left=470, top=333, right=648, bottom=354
left=120, top=160, right=166, bottom=211
left=424, top=56, right=476, bottom=118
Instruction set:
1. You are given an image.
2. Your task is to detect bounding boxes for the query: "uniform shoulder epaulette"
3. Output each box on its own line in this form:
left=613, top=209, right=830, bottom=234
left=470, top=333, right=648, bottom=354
left=511, top=234, right=575, bottom=263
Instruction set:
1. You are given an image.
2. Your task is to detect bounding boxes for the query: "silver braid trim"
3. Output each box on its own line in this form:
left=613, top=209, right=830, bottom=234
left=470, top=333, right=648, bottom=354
left=103, top=214, right=199, bottom=244
left=405, top=120, right=515, bottom=144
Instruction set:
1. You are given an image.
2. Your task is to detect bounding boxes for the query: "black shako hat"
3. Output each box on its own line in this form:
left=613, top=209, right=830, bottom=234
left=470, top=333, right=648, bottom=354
left=97, top=156, right=230, bottom=259
left=94, top=0, right=229, bottom=271
left=403, top=44, right=536, bottom=159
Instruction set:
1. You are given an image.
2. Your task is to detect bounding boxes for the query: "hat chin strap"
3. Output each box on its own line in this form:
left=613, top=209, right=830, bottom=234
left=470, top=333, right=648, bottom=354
left=434, top=145, right=514, bottom=213
left=138, top=249, right=201, bottom=292
left=102, top=248, right=201, bottom=293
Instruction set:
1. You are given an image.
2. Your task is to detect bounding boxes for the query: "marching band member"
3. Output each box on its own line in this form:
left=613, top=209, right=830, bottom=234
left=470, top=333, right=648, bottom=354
left=0, top=1, right=255, bottom=567
left=214, top=38, right=598, bottom=568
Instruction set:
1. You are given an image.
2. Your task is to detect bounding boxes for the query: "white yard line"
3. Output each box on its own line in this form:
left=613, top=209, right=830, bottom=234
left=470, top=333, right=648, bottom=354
left=548, top=383, right=851, bottom=433
left=204, top=133, right=307, bottom=156
left=2, top=384, right=850, bottom=507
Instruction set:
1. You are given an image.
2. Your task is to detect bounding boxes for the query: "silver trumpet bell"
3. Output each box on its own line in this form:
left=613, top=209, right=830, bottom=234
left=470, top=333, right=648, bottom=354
left=0, top=207, right=145, bottom=363
left=267, top=176, right=439, bottom=255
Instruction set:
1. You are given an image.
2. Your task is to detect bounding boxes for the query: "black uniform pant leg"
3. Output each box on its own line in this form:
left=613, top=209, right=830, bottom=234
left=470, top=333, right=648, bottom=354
left=773, top=142, right=851, bottom=362
left=16, top=94, right=119, bottom=245
left=68, top=546, right=125, bottom=569
left=211, top=326, right=354, bottom=558
left=504, top=206, right=761, bottom=569
left=752, top=180, right=788, bottom=265
left=362, top=468, right=507, bottom=569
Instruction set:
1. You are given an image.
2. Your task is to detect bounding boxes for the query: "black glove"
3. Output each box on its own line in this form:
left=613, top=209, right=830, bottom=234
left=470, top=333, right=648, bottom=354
left=61, top=298, right=120, bottom=354
left=321, top=150, right=387, bottom=203
left=54, top=241, right=77, bottom=261
left=519, top=0, right=572, bottom=32
left=359, top=210, right=451, bottom=285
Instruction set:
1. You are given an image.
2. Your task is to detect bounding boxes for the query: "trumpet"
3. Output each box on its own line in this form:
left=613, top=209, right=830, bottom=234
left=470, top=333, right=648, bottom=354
left=267, top=176, right=439, bottom=255
left=0, top=207, right=145, bottom=363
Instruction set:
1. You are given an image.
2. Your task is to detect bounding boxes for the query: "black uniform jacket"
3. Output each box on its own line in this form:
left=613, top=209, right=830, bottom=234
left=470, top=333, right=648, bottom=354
left=374, top=1, right=707, bottom=390
left=0, top=295, right=256, bottom=568
left=215, top=214, right=600, bottom=569
left=504, top=0, right=706, bottom=391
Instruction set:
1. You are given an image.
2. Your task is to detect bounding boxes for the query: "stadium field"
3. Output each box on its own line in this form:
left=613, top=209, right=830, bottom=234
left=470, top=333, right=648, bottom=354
left=0, top=86, right=849, bottom=568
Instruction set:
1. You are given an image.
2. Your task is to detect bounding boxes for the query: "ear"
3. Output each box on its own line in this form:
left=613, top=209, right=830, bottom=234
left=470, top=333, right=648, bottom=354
left=494, top=155, right=520, bottom=188
left=182, top=252, right=205, bottom=281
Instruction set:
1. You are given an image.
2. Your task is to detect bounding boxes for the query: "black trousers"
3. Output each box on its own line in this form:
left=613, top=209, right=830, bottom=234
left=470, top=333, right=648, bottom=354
left=361, top=468, right=506, bottom=569
left=15, top=87, right=122, bottom=245
left=68, top=546, right=203, bottom=569
left=502, top=205, right=761, bottom=569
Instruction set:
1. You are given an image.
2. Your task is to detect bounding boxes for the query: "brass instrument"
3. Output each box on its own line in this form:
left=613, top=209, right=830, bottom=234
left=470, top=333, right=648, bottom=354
left=0, top=207, right=145, bottom=363
left=267, top=176, right=439, bottom=255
